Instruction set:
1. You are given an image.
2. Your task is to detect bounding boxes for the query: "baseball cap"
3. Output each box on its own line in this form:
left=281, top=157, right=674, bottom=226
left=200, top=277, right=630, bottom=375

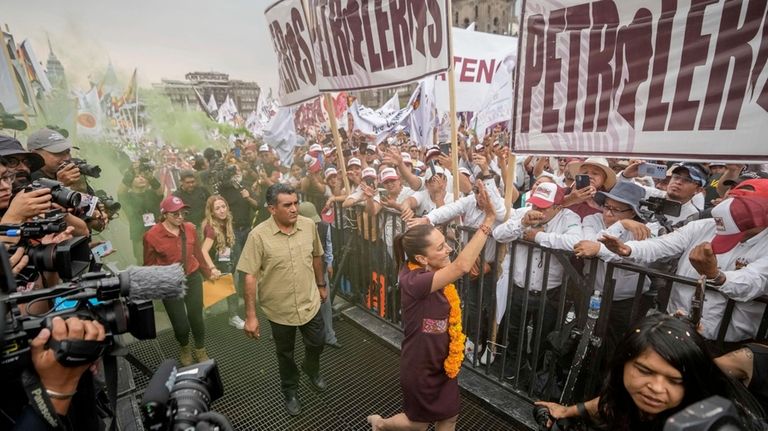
left=362, top=167, right=377, bottom=179
left=0, top=134, right=44, bottom=171
left=527, top=182, right=565, bottom=209
left=710, top=196, right=768, bottom=254
left=258, top=144, right=270, bottom=153
left=722, top=171, right=768, bottom=187
left=458, top=167, right=472, bottom=177
left=672, top=163, right=708, bottom=187
left=324, top=167, right=338, bottom=179
left=425, top=146, right=441, bottom=160
left=160, top=195, right=190, bottom=214
left=729, top=179, right=768, bottom=198
left=380, top=167, right=399, bottom=182
left=298, top=201, right=321, bottom=223
left=27, top=128, right=76, bottom=153
left=424, top=165, right=446, bottom=182
left=309, top=143, right=322, bottom=155
left=307, top=157, right=322, bottom=173
left=323, top=147, right=334, bottom=156
left=347, top=157, right=362, bottom=168
left=401, top=152, right=413, bottom=165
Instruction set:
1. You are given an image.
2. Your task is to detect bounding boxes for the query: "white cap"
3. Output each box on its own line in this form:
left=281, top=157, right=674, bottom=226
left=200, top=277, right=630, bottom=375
left=425, top=165, right=446, bottom=182
left=380, top=167, right=399, bottom=182
left=258, top=144, right=270, bottom=152
left=347, top=157, right=362, bottom=168
left=324, top=167, right=338, bottom=179
left=362, top=167, right=377, bottom=179
left=401, top=152, right=413, bottom=164
left=309, top=143, right=322, bottom=154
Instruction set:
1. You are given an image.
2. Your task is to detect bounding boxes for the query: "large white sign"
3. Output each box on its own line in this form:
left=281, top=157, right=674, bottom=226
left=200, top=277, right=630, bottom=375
left=308, top=0, right=451, bottom=92
left=514, top=0, right=768, bottom=161
left=435, top=28, right=518, bottom=113
left=265, top=0, right=319, bottom=106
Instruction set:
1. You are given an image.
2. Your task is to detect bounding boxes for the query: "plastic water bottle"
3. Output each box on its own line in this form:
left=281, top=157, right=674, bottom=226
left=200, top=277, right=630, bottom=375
left=588, top=290, right=602, bottom=319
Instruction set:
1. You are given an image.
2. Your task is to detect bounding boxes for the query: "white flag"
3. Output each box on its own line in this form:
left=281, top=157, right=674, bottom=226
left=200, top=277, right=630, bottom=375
left=376, top=92, right=400, bottom=116
left=408, top=78, right=437, bottom=148
left=76, top=86, right=103, bottom=137
left=263, top=106, right=300, bottom=167
left=473, top=54, right=515, bottom=138
left=206, top=94, right=218, bottom=114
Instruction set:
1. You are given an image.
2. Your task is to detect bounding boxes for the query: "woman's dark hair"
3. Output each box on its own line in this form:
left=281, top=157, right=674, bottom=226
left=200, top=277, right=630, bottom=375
left=265, top=183, right=296, bottom=206
left=392, top=224, right=435, bottom=273
left=598, top=314, right=764, bottom=430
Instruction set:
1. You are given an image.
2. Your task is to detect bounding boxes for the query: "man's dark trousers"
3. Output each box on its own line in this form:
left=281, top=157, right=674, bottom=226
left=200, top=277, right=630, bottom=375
left=268, top=310, right=325, bottom=395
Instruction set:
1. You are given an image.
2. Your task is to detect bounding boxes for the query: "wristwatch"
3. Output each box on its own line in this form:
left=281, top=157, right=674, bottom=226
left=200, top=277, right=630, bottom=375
left=316, top=283, right=327, bottom=288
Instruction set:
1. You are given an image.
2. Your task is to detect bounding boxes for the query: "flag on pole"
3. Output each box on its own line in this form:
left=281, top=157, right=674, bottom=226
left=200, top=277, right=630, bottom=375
left=408, top=78, right=437, bottom=148
left=76, top=86, right=103, bottom=136
left=206, top=94, right=218, bottom=115
left=263, top=106, right=301, bottom=167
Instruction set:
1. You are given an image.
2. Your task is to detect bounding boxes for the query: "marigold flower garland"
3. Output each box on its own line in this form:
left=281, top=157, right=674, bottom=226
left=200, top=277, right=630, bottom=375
left=408, top=262, right=466, bottom=379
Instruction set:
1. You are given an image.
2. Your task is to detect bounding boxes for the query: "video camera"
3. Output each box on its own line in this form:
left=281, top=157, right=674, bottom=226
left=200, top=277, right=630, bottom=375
left=25, top=178, right=82, bottom=209
left=639, top=196, right=683, bottom=233
left=208, top=160, right=243, bottom=193
left=664, top=395, right=745, bottom=430
left=1, top=257, right=187, bottom=379
left=94, top=189, right=121, bottom=220
left=68, top=157, right=102, bottom=178
left=1, top=210, right=92, bottom=283
left=141, top=359, right=233, bottom=431
left=138, top=157, right=156, bottom=174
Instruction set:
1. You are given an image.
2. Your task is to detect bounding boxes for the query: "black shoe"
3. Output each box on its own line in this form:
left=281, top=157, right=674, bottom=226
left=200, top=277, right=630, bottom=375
left=326, top=341, right=342, bottom=349
left=301, top=364, right=328, bottom=392
left=284, top=393, right=301, bottom=416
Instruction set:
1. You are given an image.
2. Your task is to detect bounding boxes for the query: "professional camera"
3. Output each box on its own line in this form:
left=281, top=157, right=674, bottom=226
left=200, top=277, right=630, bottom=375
left=639, top=196, right=683, bottom=233
left=94, top=189, right=121, bottom=219
left=532, top=405, right=587, bottom=431
left=68, top=157, right=102, bottom=178
left=208, top=161, right=243, bottom=193
left=663, top=395, right=744, bottom=430
left=138, top=157, right=156, bottom=174
left=25, top=178, right=82, bottom=209
left=1, top=210, right=93, bottom=282
left=0, top=260, right=186, bottom=379
left=142, top=359, right=233, bottom=431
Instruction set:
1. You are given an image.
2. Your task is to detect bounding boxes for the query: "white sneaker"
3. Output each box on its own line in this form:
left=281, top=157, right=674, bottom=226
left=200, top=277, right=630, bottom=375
left=229, top=315, right=245, bottom=330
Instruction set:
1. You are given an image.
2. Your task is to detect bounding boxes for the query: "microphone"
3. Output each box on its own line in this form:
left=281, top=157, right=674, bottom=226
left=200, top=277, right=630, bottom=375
left=121, top=263, right=187, bottom=301
left=141, top=359, right=177, bottom=428
left=74, top=263, right=187, bottom=301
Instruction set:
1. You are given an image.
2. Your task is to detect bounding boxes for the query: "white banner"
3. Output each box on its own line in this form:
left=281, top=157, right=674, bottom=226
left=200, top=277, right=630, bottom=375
left=349, top=98, right=414, bottom=143
left=473, top=54, right=515, bottom=138
left=76, top=87, right=103, bottom=137
left=263, top=106, right=302, bottom=166
left=514, top=0, right=768, bottom=161
left=265, top=0, right=319, bottom=106
left=308, top=0, right=451, bottom=92
left=435, top=28, right=518, bottom=113
left=409, top=78, right=437, bottom=147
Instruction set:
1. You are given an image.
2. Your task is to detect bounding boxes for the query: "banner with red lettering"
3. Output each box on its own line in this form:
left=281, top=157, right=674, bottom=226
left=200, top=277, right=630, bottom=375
left=265, top=0, right=319, bottom=106
left=435, top=28, right=517, bottom=112
left=514, top=0, right=768, bottom=161
left=308, top=0, right=451, bottom=92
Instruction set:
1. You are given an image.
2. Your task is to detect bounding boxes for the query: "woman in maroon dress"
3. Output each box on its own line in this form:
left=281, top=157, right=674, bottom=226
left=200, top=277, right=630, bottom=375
left=368, top=182, right=497, bottom=431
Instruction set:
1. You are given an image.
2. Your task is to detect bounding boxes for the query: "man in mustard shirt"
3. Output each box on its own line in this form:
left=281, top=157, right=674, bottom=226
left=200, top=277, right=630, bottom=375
left=237, top=183, right=328, bottom=416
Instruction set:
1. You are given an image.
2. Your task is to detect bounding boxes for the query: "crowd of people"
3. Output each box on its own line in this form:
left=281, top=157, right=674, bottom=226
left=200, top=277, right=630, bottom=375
left=1, top=122, right=767, bottom=430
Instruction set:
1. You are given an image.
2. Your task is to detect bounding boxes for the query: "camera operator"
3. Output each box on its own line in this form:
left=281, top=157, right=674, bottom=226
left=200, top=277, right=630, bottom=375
left=619, top=161, right=707, bottom=227
left=173, top=170, right=209, bottom=229
left=118, top=162, right=163, bottom=264
left=26, top=128, right=89, bottom=194
left=0, top=317, right=107, bottom=431
left=600, top=195, right=768, bottom=352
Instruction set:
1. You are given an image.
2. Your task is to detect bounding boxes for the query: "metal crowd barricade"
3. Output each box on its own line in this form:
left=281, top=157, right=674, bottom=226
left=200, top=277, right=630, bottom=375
left=327, top=204, right=768, bottom=409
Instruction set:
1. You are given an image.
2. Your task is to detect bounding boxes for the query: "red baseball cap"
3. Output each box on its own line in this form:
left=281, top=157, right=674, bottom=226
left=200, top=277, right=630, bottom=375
left=728, top=179, right=768, bottom=198
left=710, top=196, right=768, bottom=254
left=528, top=183, right=565, bottom=209
left=160, top=195, right=190, bottom=214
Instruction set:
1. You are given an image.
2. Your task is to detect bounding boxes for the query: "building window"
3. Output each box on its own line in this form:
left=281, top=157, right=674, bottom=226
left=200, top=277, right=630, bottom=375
left=464, top=17, right=470, bottom=27
left=494, top=17, right=499, bottom=26
left=474, top=5, right=478, bottom=19
left=455, top=11, right=458, bottom=24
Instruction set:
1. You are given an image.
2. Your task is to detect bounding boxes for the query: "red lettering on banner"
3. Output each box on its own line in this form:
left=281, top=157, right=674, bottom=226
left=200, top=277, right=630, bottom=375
left=361, top=0, right=382, bottom=73
left=291, top=9, right=316, bottom=85
left=701, top=0, right=767, bottom=130
left=542, top=8, right=565, bottom=133
left=460, top=58, right=477, bottom=82
left=669, top=0, right=717, bottom=131
left=375, top=0, right=396, bottom=69
left=583, top=0, right=618, bottom=132
left=329, top=0, right=353, bottom=76
left=344, top=0, right=367, bottom=69
left=614, top=9, right=653, bottom=128
left=427, top=0, right=444, bottom=57
left=476, top=59, right=496, bottom=83
left=563, top=4, right=590, bottom=133
left=521, top=14, right=545, bottom=133
left=750, top=5, right=768, bottom=112
left=390, top=0, right=412, bottom=67
left=643, top=0, right=676, bottom=131
left=412, top=0, right=428, bottom=57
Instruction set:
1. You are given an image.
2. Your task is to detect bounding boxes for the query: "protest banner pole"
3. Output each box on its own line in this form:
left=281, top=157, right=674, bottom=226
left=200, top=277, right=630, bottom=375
left=447, top=1, right=459, bottom=196
left=504, top=154, right=517, bottom=219
left=324, top=94, right=350, bottom=192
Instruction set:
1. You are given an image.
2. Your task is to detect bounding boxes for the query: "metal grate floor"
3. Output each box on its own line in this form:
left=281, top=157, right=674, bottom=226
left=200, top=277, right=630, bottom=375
left=127, top=313, right=518, bottom=430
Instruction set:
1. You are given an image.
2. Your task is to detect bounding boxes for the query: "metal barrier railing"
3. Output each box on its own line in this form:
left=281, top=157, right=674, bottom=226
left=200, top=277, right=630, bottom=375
left=327, top=203, right=768, bottom=407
